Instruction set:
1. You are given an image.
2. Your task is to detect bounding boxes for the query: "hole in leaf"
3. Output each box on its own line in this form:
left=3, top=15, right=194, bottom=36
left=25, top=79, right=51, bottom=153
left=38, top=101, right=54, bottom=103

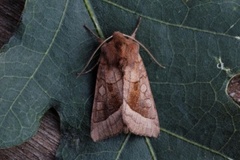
left=227, top=74, right=240, bottom=104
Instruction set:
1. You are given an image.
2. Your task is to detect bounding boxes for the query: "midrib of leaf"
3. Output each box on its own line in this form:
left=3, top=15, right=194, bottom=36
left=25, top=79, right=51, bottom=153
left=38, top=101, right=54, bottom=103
left=145, top=137, right=157, bottom=160
left=100, top=0, right=237, bottom=39
left=0, top=0, right=70, bottom=125
left=114, top=135, right=158, bottom=160
left=161, top=128, right=232, bottom=160
left=115, top=133, right=131, bottom=160
left=84, top=0, right=104, bottom=38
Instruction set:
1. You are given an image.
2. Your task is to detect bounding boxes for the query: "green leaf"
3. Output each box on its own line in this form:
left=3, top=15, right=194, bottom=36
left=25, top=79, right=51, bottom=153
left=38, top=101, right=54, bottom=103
left=1, top=0, right=240, bottom=159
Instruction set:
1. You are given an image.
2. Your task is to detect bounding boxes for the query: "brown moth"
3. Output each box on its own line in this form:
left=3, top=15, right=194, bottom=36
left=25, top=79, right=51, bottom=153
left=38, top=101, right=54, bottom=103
left=82, top=18, right=163, bottom=142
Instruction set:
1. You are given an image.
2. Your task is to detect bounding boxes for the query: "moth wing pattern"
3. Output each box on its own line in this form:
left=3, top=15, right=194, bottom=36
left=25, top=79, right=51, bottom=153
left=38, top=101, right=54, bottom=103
left=122, top=38, right=160, bottom=137
left=90, top=45, right=124, bottom=142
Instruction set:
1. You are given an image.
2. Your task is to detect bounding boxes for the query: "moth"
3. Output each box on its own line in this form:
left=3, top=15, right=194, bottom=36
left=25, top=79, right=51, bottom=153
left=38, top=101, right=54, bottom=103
left=81, top=18, right=164, bottom=142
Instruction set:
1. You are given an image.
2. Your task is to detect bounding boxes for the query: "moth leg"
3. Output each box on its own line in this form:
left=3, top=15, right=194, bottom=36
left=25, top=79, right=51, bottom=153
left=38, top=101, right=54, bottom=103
left=131, top=16, right=142, bottom=38
left=76, top=59, right=99, bottom=76
left=81, top=61, right=99, bottom=74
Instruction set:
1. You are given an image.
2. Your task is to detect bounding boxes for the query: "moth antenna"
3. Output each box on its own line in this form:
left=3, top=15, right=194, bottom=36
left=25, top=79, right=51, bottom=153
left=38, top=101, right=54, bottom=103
left=77, top=35, right=113, bottom=78
left=131, top=16, right=142, bottom=38
left=123, top=34, right=165, bottom=69
left=84, top=25, right=103, bottom=43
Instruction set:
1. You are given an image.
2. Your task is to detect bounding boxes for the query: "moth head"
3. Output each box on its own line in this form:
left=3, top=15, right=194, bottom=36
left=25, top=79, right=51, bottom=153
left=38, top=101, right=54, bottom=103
left=112, top=31, right=127, bottom=49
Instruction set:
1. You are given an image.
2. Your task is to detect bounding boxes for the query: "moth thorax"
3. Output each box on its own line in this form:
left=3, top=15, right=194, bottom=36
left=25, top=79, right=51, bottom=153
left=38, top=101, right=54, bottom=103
left=119, top=58, right=128, bottom=71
